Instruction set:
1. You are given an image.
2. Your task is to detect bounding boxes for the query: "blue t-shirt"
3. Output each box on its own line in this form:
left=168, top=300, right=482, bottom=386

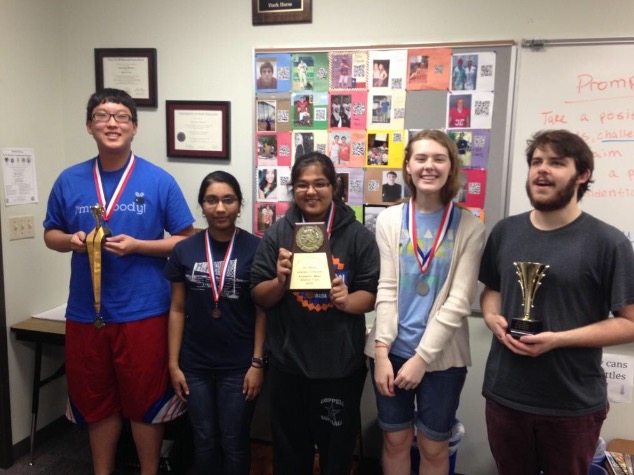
left=43, top=155, right=195, bottom=323
left=164, top=229, right=261, bottom=372
left=391, top=205, right=460, bottom=359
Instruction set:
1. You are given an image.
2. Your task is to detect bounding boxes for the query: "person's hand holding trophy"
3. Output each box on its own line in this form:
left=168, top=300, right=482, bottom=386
left=509, top=261, right=549, bottom=339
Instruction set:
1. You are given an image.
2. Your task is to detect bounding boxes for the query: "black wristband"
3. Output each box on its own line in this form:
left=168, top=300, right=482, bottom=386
left=251, top=356, right=267, bottom=368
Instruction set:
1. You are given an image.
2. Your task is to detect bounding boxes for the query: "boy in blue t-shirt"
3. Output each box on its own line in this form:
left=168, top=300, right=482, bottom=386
left=43, top=88, right=195, bottom=475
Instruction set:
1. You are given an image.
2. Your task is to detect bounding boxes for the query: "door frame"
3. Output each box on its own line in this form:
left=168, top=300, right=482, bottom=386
left=0, top=216, right=13, bottom=467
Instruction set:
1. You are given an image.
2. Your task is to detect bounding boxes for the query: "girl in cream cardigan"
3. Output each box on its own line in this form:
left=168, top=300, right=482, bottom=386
left=365, top=129, right=485, bottom=475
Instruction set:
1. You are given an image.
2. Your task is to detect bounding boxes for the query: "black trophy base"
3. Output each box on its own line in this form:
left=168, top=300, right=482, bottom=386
left=509, top=317, right=543, bottom=339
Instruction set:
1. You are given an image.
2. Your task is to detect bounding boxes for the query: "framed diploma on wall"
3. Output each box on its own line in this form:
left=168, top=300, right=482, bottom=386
left=94, top=48, right=158, bottom=107
left=252, top=0, right=312, bottom=25
left=166, top=101, right=231, bottom=160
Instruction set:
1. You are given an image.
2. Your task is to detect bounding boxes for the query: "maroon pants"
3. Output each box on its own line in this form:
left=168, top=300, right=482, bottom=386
left=485, top=398, right=607, bottom=475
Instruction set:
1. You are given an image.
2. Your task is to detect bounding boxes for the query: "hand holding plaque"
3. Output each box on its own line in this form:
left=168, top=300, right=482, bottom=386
left=288, top=222, right=335, bottom=291
left=509, top=261, right=549, bottom=339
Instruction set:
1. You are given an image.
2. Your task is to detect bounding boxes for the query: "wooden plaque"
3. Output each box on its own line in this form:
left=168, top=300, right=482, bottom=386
left=288, top=222, right=335, bottom=290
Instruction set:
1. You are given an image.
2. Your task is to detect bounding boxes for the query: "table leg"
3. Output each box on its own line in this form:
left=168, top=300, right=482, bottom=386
left=28, top=342, right=43, bottom=466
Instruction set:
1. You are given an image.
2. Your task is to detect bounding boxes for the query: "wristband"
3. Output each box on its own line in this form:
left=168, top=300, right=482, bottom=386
left=251, top=356, right=267, bottom=368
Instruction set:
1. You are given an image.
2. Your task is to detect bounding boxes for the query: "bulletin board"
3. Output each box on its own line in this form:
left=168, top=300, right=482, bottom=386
left=252, top=41, right=517, bottom=237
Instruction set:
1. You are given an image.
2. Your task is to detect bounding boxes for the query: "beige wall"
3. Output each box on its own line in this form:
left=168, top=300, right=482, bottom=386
left=3, top=1, right=634, bottom=473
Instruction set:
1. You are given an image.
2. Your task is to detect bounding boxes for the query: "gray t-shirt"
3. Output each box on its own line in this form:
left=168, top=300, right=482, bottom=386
left=479, top=211, right=634, bottom=416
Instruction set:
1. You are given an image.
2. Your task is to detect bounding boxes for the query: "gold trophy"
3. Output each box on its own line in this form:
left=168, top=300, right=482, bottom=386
left=86, top=205, right=111, bottom=328
left=509, top=261, right=549, bottom=339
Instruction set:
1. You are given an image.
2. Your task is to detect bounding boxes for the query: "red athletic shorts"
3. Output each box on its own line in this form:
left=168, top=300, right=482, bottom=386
left=64, top=315, right=185, bottom=425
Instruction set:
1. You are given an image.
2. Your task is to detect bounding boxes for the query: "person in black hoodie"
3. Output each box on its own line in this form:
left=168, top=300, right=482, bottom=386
left=251, top=152, right=379, bottom=475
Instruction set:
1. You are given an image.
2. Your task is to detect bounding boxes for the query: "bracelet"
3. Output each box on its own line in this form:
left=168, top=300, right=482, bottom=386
left=251, top=356, right=267, bottom=368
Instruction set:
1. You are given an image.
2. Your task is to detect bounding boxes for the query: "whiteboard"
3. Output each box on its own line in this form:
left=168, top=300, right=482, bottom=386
left=510, top=42, right=634, bottom=244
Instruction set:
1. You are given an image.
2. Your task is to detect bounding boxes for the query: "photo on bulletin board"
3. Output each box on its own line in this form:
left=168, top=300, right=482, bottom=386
left=294, top=132, right=314, bottom=160
left=451, top=54, right=478, bottom=91
left=406, top=48, right=452, bottom=91
left=257, top=168, right=278, bottom=201
left=335, top=172, right=349, bottom=203
left=255, top=53, right=291, bottom=92
left=448, top=130, right=472, bottom=168
left=256, top=93, right=292, bottom=132
left=381, top=169, right=405, bottom=203
left=256, top=202, right=276, bottom=234
left=330, top=93, right=352, bottom=128
left=257, top=99, right=277, bottom=132
left=371, top=59, right=390, bottom=88
left=447, top=94, right=472, bottom=129
left=366, top=133, right=390, bottom=166
left=363, top=204, right=388, bottom=235
left=255, top=58, right=279, bottom=91
left=329, top=53, right=353, bottom=89
left=291, top=53, right=329, bottom=92
left=293, top=93, right=314, bottom=127
left=369, top=94, right=391, bottom=127
left=257, top=134, right=278, bottom=166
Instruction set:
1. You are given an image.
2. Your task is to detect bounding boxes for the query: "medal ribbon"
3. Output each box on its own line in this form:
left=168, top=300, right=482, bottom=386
left=205, top=228, right=237, bottom=307
left=93, top=153, right=136, bottom=222
left=406, top=198, right=454, bottom=275
left=301, top=202, right=336, bottom=238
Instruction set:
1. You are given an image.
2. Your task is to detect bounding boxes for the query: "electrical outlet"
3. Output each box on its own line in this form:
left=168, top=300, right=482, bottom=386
left=8, top=216, right=35, bottom=240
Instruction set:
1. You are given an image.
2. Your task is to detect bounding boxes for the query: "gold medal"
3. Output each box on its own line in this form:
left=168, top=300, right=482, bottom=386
left=416, top=279, right=430, bottom=296
left=212, top=307, right=222, bottom=319
left=93, top=316, right=105, bottom=329
left=295, top=225, right=324, bottom=252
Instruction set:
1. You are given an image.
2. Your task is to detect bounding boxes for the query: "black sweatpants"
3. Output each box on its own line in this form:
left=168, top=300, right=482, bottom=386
left=268, top=364, right=367, bottom=475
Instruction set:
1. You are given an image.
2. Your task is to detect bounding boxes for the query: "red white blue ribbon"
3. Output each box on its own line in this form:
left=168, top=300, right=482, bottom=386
left=93, top=153, right=136, bottom=222
left=406, top=198, right=453, bottom=274
left=205, top=228, right=237, bottom=306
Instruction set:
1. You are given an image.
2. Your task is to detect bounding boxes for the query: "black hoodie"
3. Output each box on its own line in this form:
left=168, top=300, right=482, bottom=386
left=250, top=201, right=379, bottom=379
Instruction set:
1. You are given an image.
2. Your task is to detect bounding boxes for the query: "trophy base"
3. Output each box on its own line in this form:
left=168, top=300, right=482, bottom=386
left=509, top=318, right=543, bottom=340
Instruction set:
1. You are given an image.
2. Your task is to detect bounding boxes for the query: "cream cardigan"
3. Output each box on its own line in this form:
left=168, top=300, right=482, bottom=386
left=364, top=203, right=486, bottom=371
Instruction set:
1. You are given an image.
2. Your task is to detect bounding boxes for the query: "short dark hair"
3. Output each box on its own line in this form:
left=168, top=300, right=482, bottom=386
left=197, top=171, right=243, bottom=207
left=260, top=61, right=274, bottom=73
left=86, top=88, right=137, bottom=123
left=525, top=129, right=594, bottom=200
left=403, top=129, right=462, bottom=205
left=387, top=171, right=397, bottom=178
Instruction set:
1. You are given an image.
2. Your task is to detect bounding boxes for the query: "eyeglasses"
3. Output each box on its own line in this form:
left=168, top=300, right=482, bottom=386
left=294, top=181, right=331, bottom=192
left=91, top=112, right=133, bottom=124
left=202, top=196, right=239, bottom=206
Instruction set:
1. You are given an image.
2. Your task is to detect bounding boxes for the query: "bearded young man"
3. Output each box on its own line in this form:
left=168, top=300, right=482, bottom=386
left=478, top=129, right=634, bottom=475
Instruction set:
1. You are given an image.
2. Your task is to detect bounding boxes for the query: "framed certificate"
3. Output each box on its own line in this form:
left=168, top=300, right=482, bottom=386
left=94, top=48, right=158, bottom=107
left=166, top=101, right=231, bottom=160
left=252, top=0, right=312, bottom=25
